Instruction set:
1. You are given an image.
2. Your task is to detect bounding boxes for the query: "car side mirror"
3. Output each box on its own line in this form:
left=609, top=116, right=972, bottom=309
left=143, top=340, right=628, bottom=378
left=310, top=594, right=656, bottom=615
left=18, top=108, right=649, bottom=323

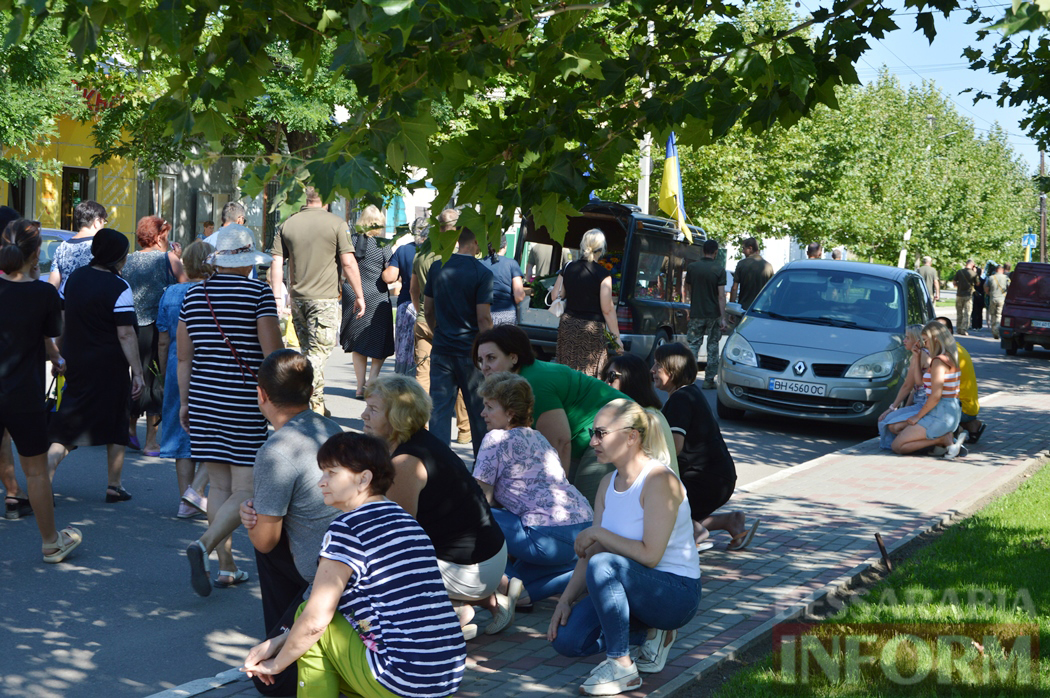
left=725, top=302, right=745, bottom=319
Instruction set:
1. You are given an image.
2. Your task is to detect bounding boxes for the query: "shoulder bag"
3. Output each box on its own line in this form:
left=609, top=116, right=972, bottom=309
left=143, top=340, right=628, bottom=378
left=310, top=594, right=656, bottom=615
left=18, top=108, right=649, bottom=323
left=203, top=281, right=258, bottom=383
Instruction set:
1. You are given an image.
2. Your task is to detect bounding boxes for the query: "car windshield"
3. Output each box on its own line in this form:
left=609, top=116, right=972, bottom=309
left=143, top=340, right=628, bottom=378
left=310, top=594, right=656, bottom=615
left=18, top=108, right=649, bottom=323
left=748, top=268, right=905, bottom=332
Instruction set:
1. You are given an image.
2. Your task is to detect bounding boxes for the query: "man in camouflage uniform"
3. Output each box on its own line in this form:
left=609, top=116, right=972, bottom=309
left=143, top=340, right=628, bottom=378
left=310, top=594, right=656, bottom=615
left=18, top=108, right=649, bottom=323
left=685, top=239, right=727, bottom=389
left=269, top=187, right=365, bottom=414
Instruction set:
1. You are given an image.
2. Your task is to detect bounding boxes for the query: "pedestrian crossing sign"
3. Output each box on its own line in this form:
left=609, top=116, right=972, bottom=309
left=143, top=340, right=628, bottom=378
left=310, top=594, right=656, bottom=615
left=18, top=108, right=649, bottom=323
left=1022, top=233, right=1037, bottom=248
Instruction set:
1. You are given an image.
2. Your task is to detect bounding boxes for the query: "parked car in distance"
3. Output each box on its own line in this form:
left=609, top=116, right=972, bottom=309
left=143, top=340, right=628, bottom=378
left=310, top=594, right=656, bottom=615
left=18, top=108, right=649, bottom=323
left=39, top=228, right=74, bottom=277
left=999, top=262, right=1050, bottom=355
left=514, top=201, right=724, bottom=362
left=717, top=260, right=935, bottom=426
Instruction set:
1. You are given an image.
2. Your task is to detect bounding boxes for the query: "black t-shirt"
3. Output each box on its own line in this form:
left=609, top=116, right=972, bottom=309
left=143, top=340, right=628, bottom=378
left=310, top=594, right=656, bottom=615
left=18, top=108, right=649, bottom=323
left=663, top=383, right=736, bottom=480
left=0, top=278, right=62, bottom=412
left=393, top=428, right=505, bottom=564
left=424, top=254, right=493, bottom=354
left=562, top=260, right=611, bottom=320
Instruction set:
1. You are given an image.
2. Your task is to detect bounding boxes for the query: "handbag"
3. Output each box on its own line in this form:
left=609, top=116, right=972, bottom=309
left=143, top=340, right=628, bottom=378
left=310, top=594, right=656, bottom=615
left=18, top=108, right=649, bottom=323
left=546, top=289, right=566, bottom=318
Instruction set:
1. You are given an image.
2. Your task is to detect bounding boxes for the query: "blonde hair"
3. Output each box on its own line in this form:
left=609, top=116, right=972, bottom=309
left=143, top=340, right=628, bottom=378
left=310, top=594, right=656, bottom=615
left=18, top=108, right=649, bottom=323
left=437, top=208, right=460, bottom=231
left=597, top=398, right=668, bottom=463
left=478, top=372, right=533, bottom=428
left=922, top=321, right=958, bottom=369
left=904, top=324, right=923, bottom=346
left=580, top=228, right=607, bottom=262
left=182, top=241, right=214, bottom=280
left=363, top=375, right=432, bottom=444
left=356, top=205, right=385, bottom=235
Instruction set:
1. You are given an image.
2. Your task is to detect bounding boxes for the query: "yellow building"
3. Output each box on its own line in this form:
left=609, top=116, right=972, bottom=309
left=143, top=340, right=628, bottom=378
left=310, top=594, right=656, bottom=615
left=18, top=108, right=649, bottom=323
left=1, top=107, right=137, bottom=233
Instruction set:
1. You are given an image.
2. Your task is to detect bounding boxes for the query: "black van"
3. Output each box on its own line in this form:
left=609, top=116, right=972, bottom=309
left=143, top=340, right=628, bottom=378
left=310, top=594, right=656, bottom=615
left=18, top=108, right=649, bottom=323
left=1000, top=262, right=1050, bottom=355
left=513, top=201, right=710, bottom=361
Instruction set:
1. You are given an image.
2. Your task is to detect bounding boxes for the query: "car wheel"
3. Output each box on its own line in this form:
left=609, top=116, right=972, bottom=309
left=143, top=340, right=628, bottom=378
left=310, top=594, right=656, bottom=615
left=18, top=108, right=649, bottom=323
left=716, top=397, right=746, bottom=420
left=646, top=328, right=672, bottom=364
left=1003, top=338, right=1017, bottom=356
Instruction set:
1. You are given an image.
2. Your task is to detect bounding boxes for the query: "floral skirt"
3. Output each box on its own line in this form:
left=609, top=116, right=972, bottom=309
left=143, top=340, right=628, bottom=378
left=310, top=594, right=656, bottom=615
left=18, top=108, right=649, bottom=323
left=556, top=313, right=608, bottom=378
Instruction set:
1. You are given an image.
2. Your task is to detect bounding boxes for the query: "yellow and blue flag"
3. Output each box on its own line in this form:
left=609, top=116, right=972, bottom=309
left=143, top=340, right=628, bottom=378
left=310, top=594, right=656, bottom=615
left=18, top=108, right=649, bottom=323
left=658, top=132, right=692, bottom=243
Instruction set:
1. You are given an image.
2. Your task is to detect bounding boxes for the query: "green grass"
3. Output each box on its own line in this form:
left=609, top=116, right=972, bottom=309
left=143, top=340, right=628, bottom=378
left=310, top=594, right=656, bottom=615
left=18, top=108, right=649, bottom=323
left=712, top=463, right=1050, bottom=697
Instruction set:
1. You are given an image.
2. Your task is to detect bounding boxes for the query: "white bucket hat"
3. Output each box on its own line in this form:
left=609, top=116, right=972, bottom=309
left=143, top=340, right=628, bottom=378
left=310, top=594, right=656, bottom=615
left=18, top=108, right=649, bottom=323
left=209, top=224, right=272, bottom=267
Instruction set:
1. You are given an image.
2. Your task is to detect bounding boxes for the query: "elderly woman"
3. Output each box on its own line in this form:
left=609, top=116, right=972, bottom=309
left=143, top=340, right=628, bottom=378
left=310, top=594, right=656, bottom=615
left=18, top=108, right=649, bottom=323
left=548, top=399, right=701, bottom=695
left=47, top=200, right=107, bottom=299
left=341, top=205, right=395, bottom=398
left=474, top=372, right=593, bottom=628
left=157, top=241, right=212, bottom=518
left=242, top=432, right=467, bottom=697
left=891, top=321, right=968, bottom=459
left=178, top=225, right=282, bottom=596
left=652, top=343, right=757, bottom=552
left=878, top=325, right=929, bottom=450
left=601, top=353, right=678, bottom=476
left=1, top=219, right=81, bottom=561
left=123, top=215, right=188, bottom=454
left=550, top=229, right=623, bottom=376
left=48, top=228, right=145, bottom=502
left=473, top=324, right=629, bottom=506
left=360, top=374, right=507, bottom=640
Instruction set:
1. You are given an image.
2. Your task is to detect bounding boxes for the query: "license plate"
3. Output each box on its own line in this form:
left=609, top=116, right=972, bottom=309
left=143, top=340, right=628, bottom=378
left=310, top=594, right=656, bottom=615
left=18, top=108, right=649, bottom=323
left=1032, top=320, right=1050, bottom=329
left=768, top=378, right=826, bottom=396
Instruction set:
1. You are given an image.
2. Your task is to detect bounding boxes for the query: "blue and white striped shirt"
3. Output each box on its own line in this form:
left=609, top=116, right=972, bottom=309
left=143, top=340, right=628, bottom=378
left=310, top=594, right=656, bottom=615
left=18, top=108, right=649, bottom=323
left=320, top=500, right=466, bottom=698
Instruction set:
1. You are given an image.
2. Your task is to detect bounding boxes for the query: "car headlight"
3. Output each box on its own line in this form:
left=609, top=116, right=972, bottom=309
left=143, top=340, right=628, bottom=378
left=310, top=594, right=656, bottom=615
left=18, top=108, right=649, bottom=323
left=723, top=333, right=758, bottom=368
left=845, top=350, right=896, bottom=379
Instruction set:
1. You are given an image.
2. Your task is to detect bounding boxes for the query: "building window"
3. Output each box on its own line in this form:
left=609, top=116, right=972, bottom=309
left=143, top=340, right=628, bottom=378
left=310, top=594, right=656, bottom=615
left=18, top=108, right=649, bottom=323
left=61, top=167, right=92, bottom=231
left=153, top=174, right=176, bottom=226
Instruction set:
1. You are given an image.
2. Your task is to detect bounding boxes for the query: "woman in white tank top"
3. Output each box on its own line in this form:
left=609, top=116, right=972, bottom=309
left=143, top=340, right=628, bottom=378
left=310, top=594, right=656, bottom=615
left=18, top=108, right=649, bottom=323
left=547, top=399, right=702, bottom=696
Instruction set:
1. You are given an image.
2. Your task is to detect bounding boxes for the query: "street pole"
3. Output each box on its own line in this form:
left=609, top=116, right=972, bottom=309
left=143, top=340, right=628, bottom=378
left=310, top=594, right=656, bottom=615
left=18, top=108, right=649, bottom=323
left=1041, top=149, right=1047, bottom=264
left=637, top=133, right=651, bottom=214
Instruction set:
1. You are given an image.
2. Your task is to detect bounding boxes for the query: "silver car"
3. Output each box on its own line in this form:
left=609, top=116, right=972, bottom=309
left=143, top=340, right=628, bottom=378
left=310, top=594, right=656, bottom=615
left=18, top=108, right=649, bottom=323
left=716, top=260, right=935, bottom=426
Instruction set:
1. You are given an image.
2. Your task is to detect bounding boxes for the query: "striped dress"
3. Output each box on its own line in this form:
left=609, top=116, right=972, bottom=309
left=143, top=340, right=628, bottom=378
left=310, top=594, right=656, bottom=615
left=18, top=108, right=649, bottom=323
left=179, top=274, right=277, bottom=466
left=320, top=500, right=467, bottom=698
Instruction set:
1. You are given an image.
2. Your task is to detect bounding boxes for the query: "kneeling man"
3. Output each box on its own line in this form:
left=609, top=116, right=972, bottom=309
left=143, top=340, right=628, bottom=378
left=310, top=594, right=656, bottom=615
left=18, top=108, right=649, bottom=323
left=240, top=349, right=343, bottom=695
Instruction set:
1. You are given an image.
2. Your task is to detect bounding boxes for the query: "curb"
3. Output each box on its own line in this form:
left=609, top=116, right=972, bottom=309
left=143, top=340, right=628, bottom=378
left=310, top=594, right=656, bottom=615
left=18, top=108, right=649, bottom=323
left=654, top=444, right=1047, bottom=698
left=146, top=669, right=248, bottom=698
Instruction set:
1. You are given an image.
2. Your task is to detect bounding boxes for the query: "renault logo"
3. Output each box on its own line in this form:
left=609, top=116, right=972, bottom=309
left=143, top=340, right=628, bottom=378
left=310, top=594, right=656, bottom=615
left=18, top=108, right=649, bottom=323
left=793, top=361, right=806, bottom=376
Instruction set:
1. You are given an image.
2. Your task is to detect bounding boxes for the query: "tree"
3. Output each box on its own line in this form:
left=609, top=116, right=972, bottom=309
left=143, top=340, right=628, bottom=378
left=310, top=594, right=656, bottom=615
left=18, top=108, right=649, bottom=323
left=0, top=13, right=85, bottom=183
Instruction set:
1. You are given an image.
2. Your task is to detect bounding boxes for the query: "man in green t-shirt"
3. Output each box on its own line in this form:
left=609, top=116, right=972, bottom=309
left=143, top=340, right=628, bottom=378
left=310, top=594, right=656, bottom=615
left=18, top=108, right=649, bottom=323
left=730, top=237, right=774, bottom=310
left=953, top=259, right=978, bottom=335
left=685, top=239, right=727, bottom=389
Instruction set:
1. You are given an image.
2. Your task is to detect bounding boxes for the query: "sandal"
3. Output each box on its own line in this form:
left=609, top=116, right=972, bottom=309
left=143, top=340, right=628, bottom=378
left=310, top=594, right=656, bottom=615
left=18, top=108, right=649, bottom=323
left=214, top=569, right=250, bottom=588
left=727, top=519, right=761, bottom=551
left=186, top=540, right=212, bottom=597
left=5, top=496, right=33, bottom=520
left=106, top=485, right=132, bottom=503
left=42, top=526, right=83, bottom=563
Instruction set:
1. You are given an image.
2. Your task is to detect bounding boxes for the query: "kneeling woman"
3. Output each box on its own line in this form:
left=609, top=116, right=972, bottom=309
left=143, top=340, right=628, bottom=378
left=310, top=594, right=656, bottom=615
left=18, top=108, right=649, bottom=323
left=474, top=372, right=594, bottom=622
left=362, top=375, right=508, bottom=639
left=548, top=399, right=701, bottom=696
left=242, top=432, right=466, bottom=698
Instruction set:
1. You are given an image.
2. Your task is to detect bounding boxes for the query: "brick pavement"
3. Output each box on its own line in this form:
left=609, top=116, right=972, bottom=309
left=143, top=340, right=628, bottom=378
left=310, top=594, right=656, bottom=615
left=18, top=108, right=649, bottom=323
left=156, top=389, right=1050, bottom=698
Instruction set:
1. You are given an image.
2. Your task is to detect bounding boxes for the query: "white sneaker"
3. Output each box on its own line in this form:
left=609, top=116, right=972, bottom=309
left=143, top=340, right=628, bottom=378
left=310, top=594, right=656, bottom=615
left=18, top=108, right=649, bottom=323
left=636, top=628, right=677, bottom=674
left=484, top=577, right=523, bottom=635
left=580, top=658, right=641, bottom=695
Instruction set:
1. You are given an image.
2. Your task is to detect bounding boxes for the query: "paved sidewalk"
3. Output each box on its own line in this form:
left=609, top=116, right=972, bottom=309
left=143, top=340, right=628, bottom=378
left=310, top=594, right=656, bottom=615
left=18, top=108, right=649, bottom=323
left=157, top=389, right=1050, bottom=698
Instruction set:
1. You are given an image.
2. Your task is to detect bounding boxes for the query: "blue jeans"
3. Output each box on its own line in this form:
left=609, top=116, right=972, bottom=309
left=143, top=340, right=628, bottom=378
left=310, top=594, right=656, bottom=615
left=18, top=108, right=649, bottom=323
left=428, top=352, right=486, bottom=455
left=552, top=553, right=702, bottom=659
left=492, top=508, right=590, bottom=602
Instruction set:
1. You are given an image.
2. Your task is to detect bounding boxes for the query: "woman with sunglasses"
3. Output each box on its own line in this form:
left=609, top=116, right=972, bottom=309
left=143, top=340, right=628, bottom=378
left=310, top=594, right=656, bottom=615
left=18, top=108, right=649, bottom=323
left=548, top=399, right=701, bottom=696
left=601, top=353, right=678, bottom=476
left=652, top=343, right=757, bottom=552
left=472, top=325, right=629, bottom=506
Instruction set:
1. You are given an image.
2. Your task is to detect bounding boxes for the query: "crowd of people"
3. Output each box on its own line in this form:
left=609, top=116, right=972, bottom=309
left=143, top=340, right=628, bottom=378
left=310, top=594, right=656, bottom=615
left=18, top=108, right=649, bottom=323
left=5, top=197, right=1004, bottom=697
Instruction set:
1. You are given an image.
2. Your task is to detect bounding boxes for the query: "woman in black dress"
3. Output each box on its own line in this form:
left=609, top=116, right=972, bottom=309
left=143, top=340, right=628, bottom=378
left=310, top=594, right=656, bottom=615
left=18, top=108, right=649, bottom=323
left=652, top=342, right=760, bottom=552
left=47, top=228, right=145, bottom=504
left=1, top=219, right=82, bottom=562
left=551, top=229, right=623, bottom=377
left=340, top=205, right=395, bottom=397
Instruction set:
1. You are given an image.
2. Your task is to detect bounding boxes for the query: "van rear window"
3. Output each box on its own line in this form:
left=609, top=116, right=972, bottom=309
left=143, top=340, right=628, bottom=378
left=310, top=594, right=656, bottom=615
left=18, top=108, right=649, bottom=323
left=1008, top=271, right=1050, bottom=303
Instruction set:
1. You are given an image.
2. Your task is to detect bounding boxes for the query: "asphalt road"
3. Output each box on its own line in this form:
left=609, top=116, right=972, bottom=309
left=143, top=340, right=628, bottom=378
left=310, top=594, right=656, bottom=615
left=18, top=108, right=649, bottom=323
left=2, top=315, right=1047, bottom=697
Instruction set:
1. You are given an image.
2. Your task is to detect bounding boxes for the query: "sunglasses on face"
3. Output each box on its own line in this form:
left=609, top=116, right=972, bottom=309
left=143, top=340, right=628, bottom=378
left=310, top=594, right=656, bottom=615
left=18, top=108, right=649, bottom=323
left=588, top=426, right=633, bottom=442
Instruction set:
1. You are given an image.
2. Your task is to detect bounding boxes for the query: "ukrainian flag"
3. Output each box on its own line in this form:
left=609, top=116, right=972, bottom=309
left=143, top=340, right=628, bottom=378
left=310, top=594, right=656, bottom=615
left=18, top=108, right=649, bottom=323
left=659, top=132, right=692, bottom=243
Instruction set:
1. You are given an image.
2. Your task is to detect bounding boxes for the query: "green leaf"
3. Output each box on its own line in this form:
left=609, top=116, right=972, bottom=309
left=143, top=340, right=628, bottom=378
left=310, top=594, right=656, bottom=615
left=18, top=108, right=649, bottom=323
left=338, top=156, right=381, bottom=196
left=66, top=11, right=101, bottom=57
left=363, top=0, right=415, bottom=16
left=915, top=12, right=937, bottom=44
left=533, top=192, right=579, bottom=245
left=399, top=113, right=436, bottom=168
left=386, top=140, right=405, bottom=174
